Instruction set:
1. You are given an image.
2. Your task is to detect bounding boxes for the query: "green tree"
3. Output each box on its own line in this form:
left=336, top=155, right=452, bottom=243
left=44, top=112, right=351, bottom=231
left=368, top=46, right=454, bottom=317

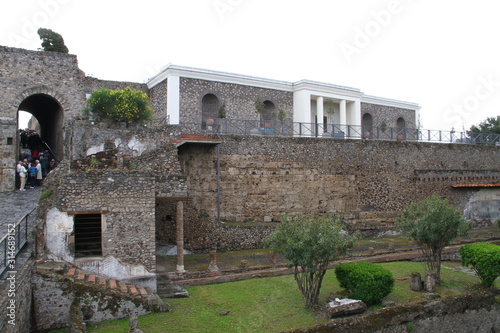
left=254, top=95, right=265, bottom=122
left=265, top=215, right=357, bottom=308
left=37, top=28, right=69, bottom=53
left=396, top=194, right=472, bottom=290
left=218, top=101, right=227, bottom=118
left=278, top=108, right=286, bottom=122
left=469, top=115, right=500, bottom=134
left=84, top=87, right=154, bottom=123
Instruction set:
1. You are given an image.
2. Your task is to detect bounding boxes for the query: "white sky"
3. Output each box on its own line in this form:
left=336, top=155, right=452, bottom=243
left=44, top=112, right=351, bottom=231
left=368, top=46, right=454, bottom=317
left=2, top=0, right=500, bottom=131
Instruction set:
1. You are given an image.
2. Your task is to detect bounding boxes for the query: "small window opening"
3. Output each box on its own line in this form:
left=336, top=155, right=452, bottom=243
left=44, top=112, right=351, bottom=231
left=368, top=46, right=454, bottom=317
left=74, top=213, right=102, bottom=257
left=7, top=137, right=13, bottom=145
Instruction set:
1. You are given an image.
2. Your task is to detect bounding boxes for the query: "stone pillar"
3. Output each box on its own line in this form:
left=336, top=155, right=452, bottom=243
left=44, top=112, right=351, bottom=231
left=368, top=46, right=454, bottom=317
left=317, top=96, right=324, bottom=134
left=176, top=201, right=185, bottom=274
left=208, top=250, right=220, bottom=275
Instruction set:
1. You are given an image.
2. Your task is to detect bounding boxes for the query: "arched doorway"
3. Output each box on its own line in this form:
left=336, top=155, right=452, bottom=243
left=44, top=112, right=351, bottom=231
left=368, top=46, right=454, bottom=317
left=362, top=113, right=373, bottom=139
left=201, top=93, right=220, bottom=129
left=17, top=93, right=64, bottom=162
left=396, top=117, right=406, bottom=140
left=262, top=100, right=277, bottom=122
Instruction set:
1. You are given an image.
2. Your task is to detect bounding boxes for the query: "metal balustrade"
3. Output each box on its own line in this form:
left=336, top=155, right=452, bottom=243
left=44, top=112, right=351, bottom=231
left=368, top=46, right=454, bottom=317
left=0, top=208, right=33, bottom=277
left=180, top=118, right=500, bottom=145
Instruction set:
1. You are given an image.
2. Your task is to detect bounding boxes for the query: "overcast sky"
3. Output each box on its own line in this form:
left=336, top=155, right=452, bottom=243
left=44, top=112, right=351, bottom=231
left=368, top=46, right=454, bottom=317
left=2, top=0, right=499, bottom=131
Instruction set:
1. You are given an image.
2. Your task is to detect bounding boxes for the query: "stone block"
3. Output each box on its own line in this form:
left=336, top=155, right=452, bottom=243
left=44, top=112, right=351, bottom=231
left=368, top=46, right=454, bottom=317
left=327, top=298, right=367, bottom=318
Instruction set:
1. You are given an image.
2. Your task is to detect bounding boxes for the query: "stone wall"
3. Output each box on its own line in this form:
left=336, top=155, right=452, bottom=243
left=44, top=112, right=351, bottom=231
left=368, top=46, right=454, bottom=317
left=149, top=79, right=168, bottom=124
left=179, top=135, right=500, bottom=224
left=0, top=120, right=18, bottom=190
left=0, top=46, right=151, bottom=191
left=32, top=267, right=166, bottom=331
left=178, top=77, right=294, bottom=124
left=361, top=102, right=416, bottom=128
left=0, top=259, right=34, bottom=333
left=39, top=164, right=157, bottom=281
left=293, top=290, right=500, bottom=333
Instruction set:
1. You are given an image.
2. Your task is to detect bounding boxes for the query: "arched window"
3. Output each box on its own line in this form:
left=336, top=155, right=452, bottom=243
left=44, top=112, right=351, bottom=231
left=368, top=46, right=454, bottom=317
left=362, top=113, right=373, bottom=139
left=201, top=93, right=220, bottom=129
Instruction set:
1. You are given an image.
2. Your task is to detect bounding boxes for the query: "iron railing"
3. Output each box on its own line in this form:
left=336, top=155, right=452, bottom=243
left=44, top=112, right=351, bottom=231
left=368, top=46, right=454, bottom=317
left=180, top=119, right=500, bottom=145
left=0, top=208, right=33, bottom=277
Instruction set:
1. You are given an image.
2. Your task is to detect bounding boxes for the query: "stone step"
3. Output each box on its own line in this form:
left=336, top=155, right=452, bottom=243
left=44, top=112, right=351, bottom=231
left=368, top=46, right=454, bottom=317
left=156, top=275, right=189, bottom=298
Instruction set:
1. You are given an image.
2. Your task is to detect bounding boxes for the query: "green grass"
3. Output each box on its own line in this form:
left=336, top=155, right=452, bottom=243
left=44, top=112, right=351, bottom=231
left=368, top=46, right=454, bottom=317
left=80, top=261, right=498, bottom=333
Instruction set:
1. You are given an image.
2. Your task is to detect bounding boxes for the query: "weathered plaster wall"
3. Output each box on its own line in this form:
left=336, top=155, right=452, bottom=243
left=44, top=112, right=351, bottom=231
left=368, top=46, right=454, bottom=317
left=463, top=188, right=500, bottom=223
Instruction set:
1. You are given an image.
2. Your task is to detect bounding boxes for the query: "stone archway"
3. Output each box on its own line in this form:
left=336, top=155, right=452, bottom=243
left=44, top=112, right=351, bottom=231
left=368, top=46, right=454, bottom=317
left=16, top=87, right=66, bottom=162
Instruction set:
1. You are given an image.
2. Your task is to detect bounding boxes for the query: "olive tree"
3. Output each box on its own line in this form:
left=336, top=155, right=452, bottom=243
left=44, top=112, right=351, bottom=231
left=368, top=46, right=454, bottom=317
left=265, top=215, right=357, bottom=308
left=396, top=194, right=472, bottom=290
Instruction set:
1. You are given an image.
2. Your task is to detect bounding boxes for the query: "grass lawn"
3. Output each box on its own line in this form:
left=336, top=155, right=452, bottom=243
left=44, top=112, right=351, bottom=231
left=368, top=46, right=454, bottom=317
left=78, top=261, right=498, bottom=333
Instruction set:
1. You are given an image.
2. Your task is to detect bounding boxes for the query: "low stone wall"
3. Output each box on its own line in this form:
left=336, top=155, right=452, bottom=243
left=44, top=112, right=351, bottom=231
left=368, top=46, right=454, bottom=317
left=0, top=258, right=34, bottom=333
left=291, top=290, right=500, bottom=333
left=32, top=266, right=168, bottom=331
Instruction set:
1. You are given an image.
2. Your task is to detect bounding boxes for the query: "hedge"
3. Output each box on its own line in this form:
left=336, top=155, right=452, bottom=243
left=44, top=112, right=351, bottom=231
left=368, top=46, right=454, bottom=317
left=335, top=261, right=395, bottom=305
left=459, top=242, right=500, bottom=287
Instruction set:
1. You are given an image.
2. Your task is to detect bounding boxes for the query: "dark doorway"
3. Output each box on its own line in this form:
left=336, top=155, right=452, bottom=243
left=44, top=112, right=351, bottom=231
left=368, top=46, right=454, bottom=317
left=18, top=94, right=64, bottom=161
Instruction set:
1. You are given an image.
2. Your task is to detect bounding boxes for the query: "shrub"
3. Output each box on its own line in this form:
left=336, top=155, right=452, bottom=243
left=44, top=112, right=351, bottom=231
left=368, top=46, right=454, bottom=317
left=84, top=87, right=154, bottom=123
left=40, top=189, right=52, bottom=200
left=335, top=261, right=395, bottom=305
left=459, top=242, right=500, bottom=287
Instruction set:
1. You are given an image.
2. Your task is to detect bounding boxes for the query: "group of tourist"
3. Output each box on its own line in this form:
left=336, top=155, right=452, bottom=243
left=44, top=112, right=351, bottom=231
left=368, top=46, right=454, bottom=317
left=16, top=128, right=56, bottom=191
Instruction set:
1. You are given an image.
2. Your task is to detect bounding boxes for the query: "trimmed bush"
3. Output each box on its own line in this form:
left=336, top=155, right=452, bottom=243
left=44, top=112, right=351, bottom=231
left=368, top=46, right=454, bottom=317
left=459, top=242, right=500, bottom=287
left=335, top=261, right=395, bottom=305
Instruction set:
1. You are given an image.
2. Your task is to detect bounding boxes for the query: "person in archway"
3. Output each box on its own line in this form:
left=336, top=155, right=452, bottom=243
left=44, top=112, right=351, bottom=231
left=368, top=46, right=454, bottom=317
left=17, top=161, right=27, bottom=191
left=40, top=153, right=49, bottom=177
left=28, top=163, right=37, bottom=188
left=35, top=160, right=43, bottom=186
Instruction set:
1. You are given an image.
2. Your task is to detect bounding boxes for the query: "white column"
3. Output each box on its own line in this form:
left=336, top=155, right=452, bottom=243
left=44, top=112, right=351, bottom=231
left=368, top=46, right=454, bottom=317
left=167, top=75, right=180, bottom=124
left=317, top=96, right=324, bottom=134
left=293, top=90, right=311, bottom=123
left=339, top=100, right=347, bottom=125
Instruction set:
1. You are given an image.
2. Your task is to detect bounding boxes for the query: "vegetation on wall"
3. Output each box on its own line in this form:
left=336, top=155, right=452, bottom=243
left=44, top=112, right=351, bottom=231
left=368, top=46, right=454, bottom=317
left=84, top=87, right=154, bottom=123
left=37, top=28, right=69, bottom=53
